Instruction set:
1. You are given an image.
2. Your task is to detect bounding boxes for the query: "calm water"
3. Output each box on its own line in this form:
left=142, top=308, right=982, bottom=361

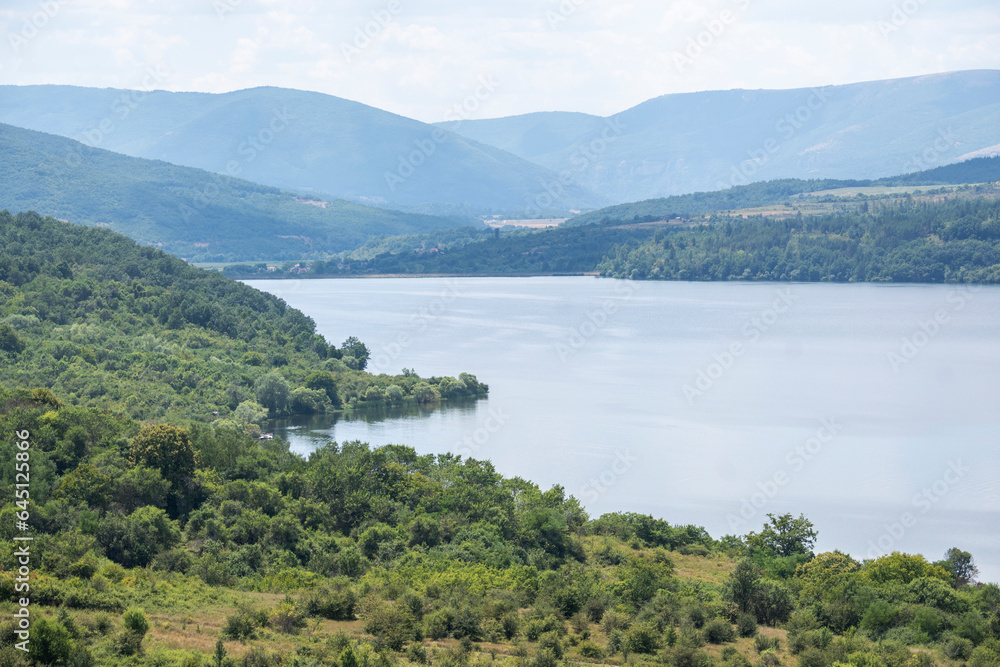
left=247, top=278, right=1000, bottom=582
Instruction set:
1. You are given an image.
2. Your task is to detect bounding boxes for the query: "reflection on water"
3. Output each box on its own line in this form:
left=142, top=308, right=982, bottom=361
left=270, top=398, right=484, bottom=451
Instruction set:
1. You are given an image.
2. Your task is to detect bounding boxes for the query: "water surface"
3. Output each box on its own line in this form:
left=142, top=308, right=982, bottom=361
left=248, top=277, right=1000, bottom=582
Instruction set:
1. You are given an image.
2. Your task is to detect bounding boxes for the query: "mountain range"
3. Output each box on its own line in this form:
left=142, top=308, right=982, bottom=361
left=2, top=70, right=999, bottom=215
left=0, top=84, right=605, bottom=213
left=438, top=70, right=1000, bottom=202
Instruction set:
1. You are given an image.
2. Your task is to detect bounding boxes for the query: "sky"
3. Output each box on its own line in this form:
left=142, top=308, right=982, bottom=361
left=1, top=0, right=999, bottom=123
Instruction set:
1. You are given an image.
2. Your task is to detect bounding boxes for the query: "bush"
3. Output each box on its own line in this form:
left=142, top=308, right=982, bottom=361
left=269, top=600, right=306, bottom=635
left=363, top=601, right=415, bottom=650
left=122, top=608, right=149, bottom=637
left=624, top=623, right=661, bottom=654
left=703, top=618, right=736, bottom=644
left=736, top=613, right=757, bottom=638
left=577, top=640, right=605, bottom=659
left=301, top=583, right=357, bottom=620
left=754, top=634, right=780, bottom=653
left=222, top=605, right=266, bottom=641
left=944, top=636, right=974, bottom=660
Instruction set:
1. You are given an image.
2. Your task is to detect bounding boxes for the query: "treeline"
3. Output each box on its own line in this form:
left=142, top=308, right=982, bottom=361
left=300, top=225, right=656, bottom=276
left=598, top=197, right=1000, bottom=283
left=1, top=387, right=997, bottom=666
left=0, top=211, right=485, bottom=423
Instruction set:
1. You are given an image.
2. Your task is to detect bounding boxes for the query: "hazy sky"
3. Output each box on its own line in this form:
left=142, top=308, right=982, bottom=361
left=2, top=0, right=998, bottom=123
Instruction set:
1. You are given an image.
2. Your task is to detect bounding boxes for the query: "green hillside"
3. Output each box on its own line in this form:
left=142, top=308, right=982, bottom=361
left=0, top=210, right=486, bottom=423
left=0, top=124, right=470, bottom=262
left=0, top=85, right=607, bottom=212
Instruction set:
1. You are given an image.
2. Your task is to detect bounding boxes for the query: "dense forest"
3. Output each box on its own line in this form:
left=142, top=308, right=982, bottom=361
left=0, top=124, right=470, bottom=263
left=1, top=210, right=999, bottom=667
left=597, top=197, right=1000, bottom=283
left=241, top=193, right=1000, bottom=283
left=0, top=211, right=486, bottom=424
left=1, top=385, right=998, bottom=667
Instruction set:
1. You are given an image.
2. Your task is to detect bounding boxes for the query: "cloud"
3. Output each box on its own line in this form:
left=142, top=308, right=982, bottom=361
left=0, top=0, right=997, bottom=122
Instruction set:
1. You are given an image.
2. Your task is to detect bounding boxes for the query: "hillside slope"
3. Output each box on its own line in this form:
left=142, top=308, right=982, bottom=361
left=0, top=123, right=470, bottom=262
left=0, top=85, right=606, bottom=212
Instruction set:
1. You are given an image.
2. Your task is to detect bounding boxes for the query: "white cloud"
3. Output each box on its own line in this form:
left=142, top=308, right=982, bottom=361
left=0, top=0, right=996, bottom=122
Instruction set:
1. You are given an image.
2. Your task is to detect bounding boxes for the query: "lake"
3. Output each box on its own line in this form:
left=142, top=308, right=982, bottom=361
left=247, top=277, right=1000, bottom=582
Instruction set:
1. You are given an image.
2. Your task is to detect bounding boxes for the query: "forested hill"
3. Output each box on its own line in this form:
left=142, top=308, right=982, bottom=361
left=568, top=157, right=1000, bottom=226
left=597, top=196, right=1000, bottom=283
left=0, top=211, right=486, bottom=422
left=0, top=123, right=468, bottom=262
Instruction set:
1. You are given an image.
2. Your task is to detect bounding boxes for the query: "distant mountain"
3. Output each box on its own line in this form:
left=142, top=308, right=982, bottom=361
left=0, top=123, right=468, bottom=262
left=438, top=70, right=1000, bottom=202
left=0, top=85, right=605, bottom=213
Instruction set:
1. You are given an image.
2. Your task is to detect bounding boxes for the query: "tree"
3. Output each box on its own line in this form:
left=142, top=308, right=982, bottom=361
left=746, top=513, right=817, bottom=558
left=726, top=558, right=762, bottom=613
left=341, top=336, right=370, bottom=371
left=27, top=617, right=74, bottom=665
left=943, top=547, right=979, bottom=586
left=0, top=322, right=24, bottom=354
left=305, top=369, right=341, bottom=407
left=129, top=423, right=198, bottom=487
left=255, top=371, right=291, bottom=415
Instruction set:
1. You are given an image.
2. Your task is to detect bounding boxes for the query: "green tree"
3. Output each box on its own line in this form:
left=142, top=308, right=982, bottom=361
left=255, top=371, right=291, bottom=415
left=0, top=322, right=24, bottom=354
left=341, top=336, right=370, bottom=371
left=305, top=369, right=341, bottom=407
left=726, top=558, right=762, bottom=613
left=943, top=547, right=979, bottom=586
left=746, top=513, right=817, bottom=558
left=27, top=617, right=74, bottom=665
left=129, top=423, right=198, bottom=487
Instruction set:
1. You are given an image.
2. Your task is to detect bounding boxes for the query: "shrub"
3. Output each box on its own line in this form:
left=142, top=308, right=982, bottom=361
left=944, top=637, right=974, bottom=661
left=577, top=640, right=605, bottom=659
left=122, top=608, right=149, bottom=637
left=736, top=613, right=757, bottom=638
left=703, top=618, right=736, bottom=644
left=222, top=605, right=266, bottom=641
left=301, top=583, right=357, bottom=620
left=624, top=623, right=661, bottom=654
left=754, top=634, right=780, bottom=652
left=269, top=600, right=306, bottom=635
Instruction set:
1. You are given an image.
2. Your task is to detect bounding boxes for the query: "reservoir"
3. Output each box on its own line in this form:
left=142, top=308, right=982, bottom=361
left=248, top=277, right=1000, bottom=582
